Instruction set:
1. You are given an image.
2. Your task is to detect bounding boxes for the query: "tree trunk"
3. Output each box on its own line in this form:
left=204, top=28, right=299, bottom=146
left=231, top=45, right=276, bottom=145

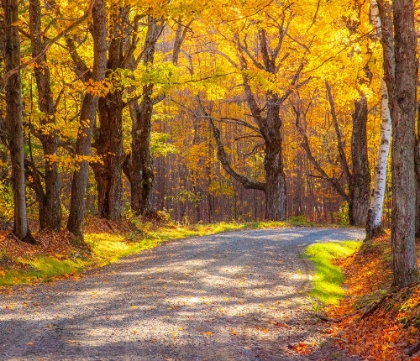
left=367, top=79, right=392, bottom=238
left=264, top=168, right=286, bottom=221
left=127, top=16, right=163, bottom=215
left=349, top=96, right=370, bottom=226
left=93, top=92, right=124, bottom=220
left=366, top=0, right=394, bottom=238
left=29, top=0, right=61, bottom=230
left=129, top=89, right=155, bottom=214
left=1, top=0, right=35, bottom=243
left=391, top=0, right=419, bottom=288
left=67, top=0, right=107, bottom=238
left=263, top=93, right=286, bottom=220
left=91, top=7, right=132, bottom=221
left=415, top=133, right=420, bottom=237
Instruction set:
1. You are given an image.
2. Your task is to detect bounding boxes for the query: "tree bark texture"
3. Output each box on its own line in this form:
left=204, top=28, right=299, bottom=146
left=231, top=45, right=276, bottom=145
left=1, top=0, right=35, bottom=243
left=67, top=0, right=107, bottom=238
left=367, top=79, right=392, bottom=238
left=391, top=0, right=419, bottom=288
left=366, top=0, right=394, bottom=238
left=92, top=7, right=131, bottom=220
left=129, top=86, right=155, bottom=215
left=349, top=96, right=370, bottom=226
left=262, top=93, right=286, bottom=220
left=29, top=0, right=61, bottom=230
left=93, top=92, right=124, bottom=220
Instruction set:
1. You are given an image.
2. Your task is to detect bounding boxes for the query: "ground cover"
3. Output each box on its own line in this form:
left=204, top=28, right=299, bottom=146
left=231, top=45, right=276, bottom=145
left=322, top=233, right=420, bottom=360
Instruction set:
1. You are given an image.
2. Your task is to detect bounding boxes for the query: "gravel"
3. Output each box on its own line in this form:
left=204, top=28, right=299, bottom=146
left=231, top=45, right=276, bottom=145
left=0, top=227, right=365, bottom=361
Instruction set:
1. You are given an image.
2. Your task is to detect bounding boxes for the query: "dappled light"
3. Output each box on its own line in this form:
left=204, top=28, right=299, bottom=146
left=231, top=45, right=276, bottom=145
left=0, top=228, right=364, bottom=360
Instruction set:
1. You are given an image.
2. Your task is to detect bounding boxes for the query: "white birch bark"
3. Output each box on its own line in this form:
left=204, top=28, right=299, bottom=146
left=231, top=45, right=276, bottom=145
left=367, top=0, right=392, bottom=235
left=370, top=78, right=392, bottom=229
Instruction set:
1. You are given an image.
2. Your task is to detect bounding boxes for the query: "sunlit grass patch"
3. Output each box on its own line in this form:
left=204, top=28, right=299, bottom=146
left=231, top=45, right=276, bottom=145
left=305, top=241, right=361, bottom=305
left=85, top=233, right=138, bottom=265
left=0, top=256, right=85, bottom=286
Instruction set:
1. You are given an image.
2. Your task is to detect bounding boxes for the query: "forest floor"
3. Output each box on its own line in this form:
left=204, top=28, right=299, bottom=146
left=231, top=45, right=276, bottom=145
left=0, top=225, right=365, bottom=360
left=324, top=233, right=420, bottom=361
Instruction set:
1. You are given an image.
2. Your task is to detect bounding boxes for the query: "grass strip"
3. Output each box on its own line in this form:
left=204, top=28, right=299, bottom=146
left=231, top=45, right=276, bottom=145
left=305, top=241, right=361, bottom=305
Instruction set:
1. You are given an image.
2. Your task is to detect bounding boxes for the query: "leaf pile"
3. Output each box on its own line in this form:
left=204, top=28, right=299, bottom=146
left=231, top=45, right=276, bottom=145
left=326, top=234, right=420, bottom=361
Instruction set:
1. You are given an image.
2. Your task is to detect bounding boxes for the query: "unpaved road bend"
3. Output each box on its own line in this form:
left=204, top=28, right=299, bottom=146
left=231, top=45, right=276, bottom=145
left=0, top=227, right=365, bottom=361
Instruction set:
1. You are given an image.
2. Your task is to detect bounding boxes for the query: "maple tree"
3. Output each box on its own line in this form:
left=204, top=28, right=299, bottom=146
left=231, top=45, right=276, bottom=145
left=27, top=0, right=62, bottom=231
left=1, top=0, right=35, bottom=243
left=66, top=0, right=108, bottom=239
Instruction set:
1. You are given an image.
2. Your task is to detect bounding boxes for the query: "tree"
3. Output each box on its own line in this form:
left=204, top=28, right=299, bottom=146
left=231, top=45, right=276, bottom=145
left=1, top=0, right=35, bottom=243
left=91, top=5, right=134, bottom=221
left=28, top=0, right=62, bottom=230
left=198, top=3, right=311, bottom=221
left=390, top=0, right=419, bottom=288
left=293, top=80, right=371, bottom=227
left=67, top=0, right=107, bottom=238
left=366, top=0, right=394, bottom=238
left=125, top=15, right=165, bottom=215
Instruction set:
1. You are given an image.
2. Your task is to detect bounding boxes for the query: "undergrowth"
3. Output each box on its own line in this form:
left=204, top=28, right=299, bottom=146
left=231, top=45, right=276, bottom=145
left=324, top=234, right=420, bottom=361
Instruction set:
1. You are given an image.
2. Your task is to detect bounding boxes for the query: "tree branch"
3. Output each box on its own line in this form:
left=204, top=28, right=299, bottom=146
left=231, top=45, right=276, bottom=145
left=198, top=99, right=265, bottom=191
left=325, top=80, right=352, bottom=181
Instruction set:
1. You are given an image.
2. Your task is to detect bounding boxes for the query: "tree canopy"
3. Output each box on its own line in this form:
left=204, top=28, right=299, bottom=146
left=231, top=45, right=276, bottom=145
left=0, top=0, right=419, bottom=288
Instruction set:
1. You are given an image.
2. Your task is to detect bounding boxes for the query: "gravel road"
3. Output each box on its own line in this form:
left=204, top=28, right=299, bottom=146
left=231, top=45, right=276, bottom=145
left=0, top=227, right=365, bottom=361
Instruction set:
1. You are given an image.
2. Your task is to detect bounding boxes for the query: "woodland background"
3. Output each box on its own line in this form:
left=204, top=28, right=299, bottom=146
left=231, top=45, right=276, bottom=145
left=0, top=0, right=419, bottom=287
left=4, top=2, right=420, bottom=359
left=0, top=0, right=388, bottom=225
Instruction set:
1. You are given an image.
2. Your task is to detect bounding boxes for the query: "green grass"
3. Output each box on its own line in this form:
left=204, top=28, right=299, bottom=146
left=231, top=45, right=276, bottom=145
left=305, top=241, right=361, bottom=305
left=0, top=257, right=86, bottom=286
left=0, top=218, right=346, bottom=287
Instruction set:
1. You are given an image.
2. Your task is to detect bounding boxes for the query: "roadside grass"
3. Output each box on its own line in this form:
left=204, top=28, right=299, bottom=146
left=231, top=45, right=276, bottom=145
left=305, top=241, right=361, bottom=305
left=0, top=216, right=335, bottom=288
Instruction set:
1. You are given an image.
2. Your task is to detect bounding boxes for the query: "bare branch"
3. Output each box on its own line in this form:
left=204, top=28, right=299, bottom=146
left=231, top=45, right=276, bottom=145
left=325, top=80, right=352, bottom=181
left=198, top=98, right=266, bottom=191
left=293, top=98, right=348, bottom=199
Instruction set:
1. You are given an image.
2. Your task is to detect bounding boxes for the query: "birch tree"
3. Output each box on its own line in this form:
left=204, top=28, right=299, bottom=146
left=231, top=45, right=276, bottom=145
left=365, top=0, right=393, bottom=238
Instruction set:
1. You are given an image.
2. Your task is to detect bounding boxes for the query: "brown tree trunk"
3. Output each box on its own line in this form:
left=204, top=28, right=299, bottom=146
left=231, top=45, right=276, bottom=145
left=263, top=93, right=286, bottom=220
left=129, top=87, right=155, bottom=214
left=67, top=0, right=107, bottom=238
left=391, top=0, right=419, bottom=288
left=349, top=96, right=370, bottom=226
left=415, top=133, right=420, bottom=237
left=1, top=0, right=35, bottom=243
left=93, top=91, right=124, bottom=220
left=91, top=6, right=137, bottom=221
left=29, top=0, right=61, bottom=230
left=127, top=16, right=163, bottom=215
